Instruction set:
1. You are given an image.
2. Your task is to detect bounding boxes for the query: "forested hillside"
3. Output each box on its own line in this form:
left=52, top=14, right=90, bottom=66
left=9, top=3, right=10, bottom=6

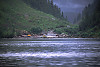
left=23, top=0, right=64, bottom=19
left=78, top=0, right=100, bottom=37
left=0, top=0, right=69, bottom=38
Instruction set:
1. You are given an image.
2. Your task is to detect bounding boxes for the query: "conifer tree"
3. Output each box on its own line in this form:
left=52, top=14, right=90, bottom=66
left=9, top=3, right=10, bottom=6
left=23, top=0, right=64, bottom=19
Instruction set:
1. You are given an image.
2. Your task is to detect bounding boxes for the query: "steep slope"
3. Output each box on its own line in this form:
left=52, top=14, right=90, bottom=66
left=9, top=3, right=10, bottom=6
left=0, top=0, right=69, bottom=38
left=78, top=0, right=100, bottom=38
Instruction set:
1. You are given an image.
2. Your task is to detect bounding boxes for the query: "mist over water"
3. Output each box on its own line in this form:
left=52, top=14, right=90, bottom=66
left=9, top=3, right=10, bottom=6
left=0, top=38, right=100, bottom=67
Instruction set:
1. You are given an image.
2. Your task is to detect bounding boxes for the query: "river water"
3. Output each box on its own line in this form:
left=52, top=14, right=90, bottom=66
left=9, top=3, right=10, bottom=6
left=0, top=38, right=100, bottom=67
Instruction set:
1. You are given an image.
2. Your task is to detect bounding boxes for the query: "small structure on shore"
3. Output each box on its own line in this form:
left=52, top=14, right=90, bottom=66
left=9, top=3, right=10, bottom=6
left=37, top=30, right=58, bottom=38
left=43, top=30, right=58, bottom=38
left=58, top=33, right=70, bottom=38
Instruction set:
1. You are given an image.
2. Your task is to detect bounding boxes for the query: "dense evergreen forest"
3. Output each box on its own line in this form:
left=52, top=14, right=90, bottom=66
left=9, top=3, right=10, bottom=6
left=23, top=0, right=64, bottom=19
left=78, top=0, right=100, bottom=37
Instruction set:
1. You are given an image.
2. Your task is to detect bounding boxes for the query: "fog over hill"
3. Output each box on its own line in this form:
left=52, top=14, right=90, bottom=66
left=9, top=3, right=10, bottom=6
left=53, top=0, right=93, bottom=23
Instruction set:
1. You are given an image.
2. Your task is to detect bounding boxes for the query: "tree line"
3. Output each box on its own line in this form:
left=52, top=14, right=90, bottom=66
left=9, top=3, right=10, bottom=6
left=76, top=0, right=100, bottom=37
left=23, top=0, right=64, bottom=19
left=79, top=0, right=100, bottom=31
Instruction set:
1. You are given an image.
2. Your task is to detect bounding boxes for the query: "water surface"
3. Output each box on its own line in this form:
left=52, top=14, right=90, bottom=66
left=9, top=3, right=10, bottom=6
left=0, top=38, right=100, bottom=67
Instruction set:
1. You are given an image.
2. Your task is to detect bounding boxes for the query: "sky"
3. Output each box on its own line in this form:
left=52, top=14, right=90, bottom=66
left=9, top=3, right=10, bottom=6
left=53, top=0, right=93, bottom=23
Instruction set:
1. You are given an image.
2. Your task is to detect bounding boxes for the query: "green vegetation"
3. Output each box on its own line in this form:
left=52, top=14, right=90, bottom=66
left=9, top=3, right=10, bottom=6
left=30, top=27, right=42, bottom=34
left=78, top=0, right=100, bottom=38
left=1, top=0, right=99, bottom=38
left=0, top=0, right=69, bottom=38
left=23, top=0, right=64, bottom=19
left=54, top=25, right=79, bottom=36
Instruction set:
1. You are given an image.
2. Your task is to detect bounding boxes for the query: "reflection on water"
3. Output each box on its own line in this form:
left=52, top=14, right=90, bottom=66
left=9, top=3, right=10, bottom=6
left=0, top=38, right=100, bottom=67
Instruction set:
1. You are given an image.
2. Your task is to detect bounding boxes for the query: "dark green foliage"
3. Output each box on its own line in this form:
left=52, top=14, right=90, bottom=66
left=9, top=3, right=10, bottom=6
left=78, top=0, right=100, bottom=37
left=0, top=28, right=15, bottom=38
left=61, top=12, right=64, bottom=17
left=54, top=25, right=79, bottom=36
left=79, top=0, right=100, bottom=31
left=30, top=27, right=42, bottom=34
left=65, top=28, right=78, bottom=35
left=54, top=28, right=63, bottom=34
left=23, top=0, right=64, bottom=19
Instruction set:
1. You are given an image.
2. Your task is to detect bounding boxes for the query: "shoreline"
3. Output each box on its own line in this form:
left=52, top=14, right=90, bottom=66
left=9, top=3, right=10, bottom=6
left=1, top=37, right=100, bottom=39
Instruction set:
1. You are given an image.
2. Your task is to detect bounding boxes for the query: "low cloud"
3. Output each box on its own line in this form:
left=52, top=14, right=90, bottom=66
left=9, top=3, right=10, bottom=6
left=53, top=0, right=93, bottom=23
left=53, top=0, right=93, bottom=12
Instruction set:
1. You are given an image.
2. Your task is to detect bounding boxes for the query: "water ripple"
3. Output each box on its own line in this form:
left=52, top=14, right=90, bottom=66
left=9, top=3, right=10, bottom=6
left=0, top=52, right=100, bottom=58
